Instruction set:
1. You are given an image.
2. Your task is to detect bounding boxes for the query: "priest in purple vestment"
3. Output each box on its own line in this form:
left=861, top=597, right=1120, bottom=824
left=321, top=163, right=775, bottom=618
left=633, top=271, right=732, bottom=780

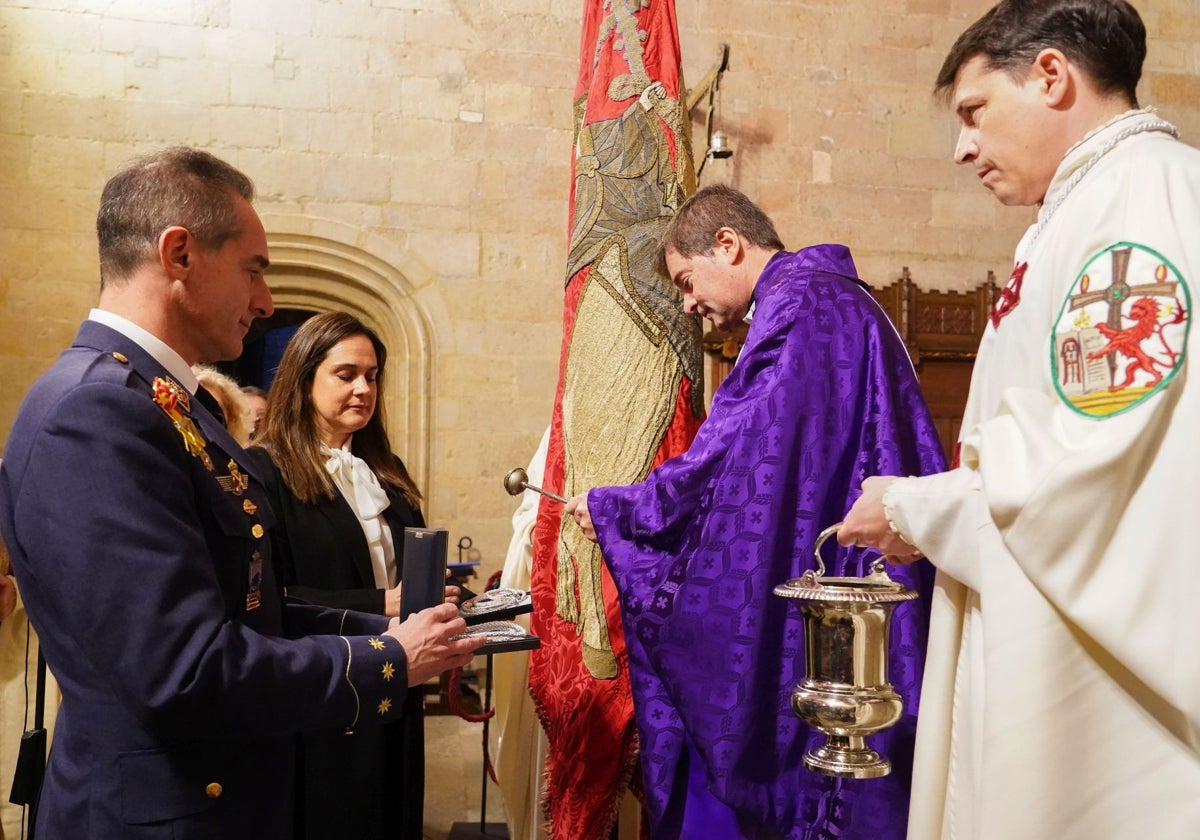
left=565, top=185, right=946, bottom=840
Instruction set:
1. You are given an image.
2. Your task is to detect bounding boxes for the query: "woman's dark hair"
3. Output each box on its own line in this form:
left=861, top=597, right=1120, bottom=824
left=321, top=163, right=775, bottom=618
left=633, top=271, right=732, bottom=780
left=935, top=0, right=1145, bottom=105
left=254, top=311, right=421, bottom=508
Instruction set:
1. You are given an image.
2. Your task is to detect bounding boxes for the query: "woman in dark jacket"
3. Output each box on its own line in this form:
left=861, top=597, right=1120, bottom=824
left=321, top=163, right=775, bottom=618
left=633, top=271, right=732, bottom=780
left=248, top=311, right=440, bottom=840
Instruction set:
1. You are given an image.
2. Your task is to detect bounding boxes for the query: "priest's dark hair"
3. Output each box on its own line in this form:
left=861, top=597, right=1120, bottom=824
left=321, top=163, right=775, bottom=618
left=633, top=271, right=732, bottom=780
left=655, top=184, right=785, bottom=277
left=935, top=0, right=1146, bottom=106
left=253, top=311, right=422, bottom=508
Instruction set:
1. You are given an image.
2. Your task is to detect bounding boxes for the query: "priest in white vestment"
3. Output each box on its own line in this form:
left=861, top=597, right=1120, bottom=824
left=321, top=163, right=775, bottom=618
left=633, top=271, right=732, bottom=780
left=840, top=1, right=1200, bottom=837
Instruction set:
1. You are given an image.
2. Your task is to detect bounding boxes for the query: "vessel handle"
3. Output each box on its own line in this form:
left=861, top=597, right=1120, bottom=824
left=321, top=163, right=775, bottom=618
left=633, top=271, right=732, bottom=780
left=812, top=522, right=842, bottom=578
left=812, top=521, right=887, bottom=579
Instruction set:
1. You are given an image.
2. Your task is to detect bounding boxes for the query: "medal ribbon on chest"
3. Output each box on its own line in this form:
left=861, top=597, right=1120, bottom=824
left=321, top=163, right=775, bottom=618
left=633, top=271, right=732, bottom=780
left=151, top=376, right=213, bottom=471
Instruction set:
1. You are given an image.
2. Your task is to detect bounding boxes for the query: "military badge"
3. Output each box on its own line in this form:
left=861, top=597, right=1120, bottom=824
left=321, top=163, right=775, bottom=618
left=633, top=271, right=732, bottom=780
left=1052, top=242, right=1190, bottom=418
left=216, top=459, right=249, bottom=496
left=151, top=377, right=213, bottom=470
left=246, top=550, right=263, bottom=611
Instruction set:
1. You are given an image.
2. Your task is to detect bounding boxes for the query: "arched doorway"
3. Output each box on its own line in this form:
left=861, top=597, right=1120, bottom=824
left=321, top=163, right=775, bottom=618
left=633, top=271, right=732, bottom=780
left=245, top=216, right=441, bottom=499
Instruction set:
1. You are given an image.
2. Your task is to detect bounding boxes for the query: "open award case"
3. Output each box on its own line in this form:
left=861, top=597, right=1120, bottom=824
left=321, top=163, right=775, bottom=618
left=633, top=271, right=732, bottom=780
left=458, top=587, right=539, bottom=653
left=460, top=587, right=532, bottom=625
left=401, top=528, right=540, bottom=654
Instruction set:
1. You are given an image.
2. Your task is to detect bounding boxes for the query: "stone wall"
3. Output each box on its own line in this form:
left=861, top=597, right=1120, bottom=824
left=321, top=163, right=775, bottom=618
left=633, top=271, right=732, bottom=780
left=1, top=0, right=1197, bottom=574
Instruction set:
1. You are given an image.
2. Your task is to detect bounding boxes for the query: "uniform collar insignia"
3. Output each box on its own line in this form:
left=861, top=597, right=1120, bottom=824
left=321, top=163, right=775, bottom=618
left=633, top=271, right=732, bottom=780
left=990, top=262, right=1027, bottom=328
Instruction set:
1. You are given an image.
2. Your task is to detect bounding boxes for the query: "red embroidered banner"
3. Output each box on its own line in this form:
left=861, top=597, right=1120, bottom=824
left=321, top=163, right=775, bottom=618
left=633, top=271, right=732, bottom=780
left=527, top=1, right=703, bottom=837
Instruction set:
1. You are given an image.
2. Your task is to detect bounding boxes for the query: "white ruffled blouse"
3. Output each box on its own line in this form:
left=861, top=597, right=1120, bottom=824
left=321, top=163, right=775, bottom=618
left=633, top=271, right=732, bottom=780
left=322, top=441, right=396, bottom=589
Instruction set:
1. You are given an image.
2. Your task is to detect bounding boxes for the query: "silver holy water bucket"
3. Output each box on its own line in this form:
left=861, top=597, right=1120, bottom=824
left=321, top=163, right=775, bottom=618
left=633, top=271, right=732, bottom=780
left=772, top=522, right=918, bottom=779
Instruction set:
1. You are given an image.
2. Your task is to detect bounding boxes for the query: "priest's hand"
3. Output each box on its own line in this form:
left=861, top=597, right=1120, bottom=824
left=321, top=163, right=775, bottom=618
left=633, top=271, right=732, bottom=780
left=564, top=493, right=597, bottom=543
left=386, top=602, right=486, bottom=687
left=839, top=476, right=923, bottom=564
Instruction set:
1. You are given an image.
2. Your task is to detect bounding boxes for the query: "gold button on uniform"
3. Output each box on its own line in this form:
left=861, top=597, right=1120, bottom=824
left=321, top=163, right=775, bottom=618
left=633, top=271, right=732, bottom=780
left=205, top=782, right=223, bottom=798
left=251, top=524, right=264, bottom=538
left=242, top=499, right=257, bottom=514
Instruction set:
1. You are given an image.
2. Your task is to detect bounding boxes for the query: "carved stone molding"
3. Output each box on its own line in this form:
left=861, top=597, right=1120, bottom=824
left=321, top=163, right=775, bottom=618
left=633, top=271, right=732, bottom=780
left=259, top=213, right=441, bottom=498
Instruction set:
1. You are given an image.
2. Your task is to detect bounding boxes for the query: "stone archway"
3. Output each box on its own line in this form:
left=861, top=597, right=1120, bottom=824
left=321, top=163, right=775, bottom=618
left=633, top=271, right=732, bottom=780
left=260, top=213, right=443, bottom=498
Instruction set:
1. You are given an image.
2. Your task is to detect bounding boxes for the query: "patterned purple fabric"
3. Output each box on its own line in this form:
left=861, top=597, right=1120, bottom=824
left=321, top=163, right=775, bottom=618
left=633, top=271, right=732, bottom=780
left=590, top=246, right=946, bottom=839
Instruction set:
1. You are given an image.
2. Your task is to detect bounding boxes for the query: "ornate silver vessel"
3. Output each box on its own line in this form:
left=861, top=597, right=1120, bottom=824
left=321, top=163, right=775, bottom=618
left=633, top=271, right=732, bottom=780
left=773, top=523, right=917, bottom=779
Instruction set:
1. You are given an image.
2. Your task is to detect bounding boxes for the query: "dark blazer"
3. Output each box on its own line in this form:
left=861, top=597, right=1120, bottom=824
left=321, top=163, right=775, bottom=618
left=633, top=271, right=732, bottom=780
left=0, top=321, right=409, bottom=840
left=248, top=449, right=425, bottom=614
left=247, top=448, right=427, bottom=840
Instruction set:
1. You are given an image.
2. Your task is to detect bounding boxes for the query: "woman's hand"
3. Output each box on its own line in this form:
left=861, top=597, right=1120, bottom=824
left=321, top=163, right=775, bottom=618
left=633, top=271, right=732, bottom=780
left=385, top=571, right=464, bottom=618
left=443, top=571, right=462, bottom=605
left=384, top=582, right=402, bottom=618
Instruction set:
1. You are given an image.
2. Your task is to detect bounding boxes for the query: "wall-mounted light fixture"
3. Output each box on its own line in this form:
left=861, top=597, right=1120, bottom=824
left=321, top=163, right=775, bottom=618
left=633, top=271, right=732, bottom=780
left=694, top=43, right=732, bottom=180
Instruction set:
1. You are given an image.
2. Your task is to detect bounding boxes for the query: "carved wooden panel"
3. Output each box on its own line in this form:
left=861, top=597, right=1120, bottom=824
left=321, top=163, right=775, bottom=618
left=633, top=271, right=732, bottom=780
left=700, top=322, right=748, bottom=401
left=867, top=268, right=997, bottom=461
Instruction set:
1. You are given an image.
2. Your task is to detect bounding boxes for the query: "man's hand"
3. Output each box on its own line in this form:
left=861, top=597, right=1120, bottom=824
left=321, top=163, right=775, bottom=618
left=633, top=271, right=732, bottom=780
left=838, top=476, right=923, bottom=564
left=385, top=602, right=486, bottom=687
left=564, top=492, right=597, bottom=543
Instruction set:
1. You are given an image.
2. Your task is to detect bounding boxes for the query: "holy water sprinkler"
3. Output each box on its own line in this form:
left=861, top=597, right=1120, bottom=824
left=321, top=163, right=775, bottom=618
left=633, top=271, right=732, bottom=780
left=502, top=467, right=569, bottom=504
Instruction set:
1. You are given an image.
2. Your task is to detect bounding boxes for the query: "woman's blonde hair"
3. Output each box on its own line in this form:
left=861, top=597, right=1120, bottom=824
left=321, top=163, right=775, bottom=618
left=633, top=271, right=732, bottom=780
left=193, top=365, right=253, bottom=446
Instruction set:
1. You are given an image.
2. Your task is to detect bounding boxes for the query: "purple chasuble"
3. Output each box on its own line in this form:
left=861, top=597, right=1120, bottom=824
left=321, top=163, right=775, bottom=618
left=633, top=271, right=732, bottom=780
left=590, top=246, right=946, bottom=839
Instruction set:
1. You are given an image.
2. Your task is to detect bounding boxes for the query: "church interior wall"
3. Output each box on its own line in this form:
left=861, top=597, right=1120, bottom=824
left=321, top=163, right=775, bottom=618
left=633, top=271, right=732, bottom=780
left=1, top=0, right=1197, bottom=578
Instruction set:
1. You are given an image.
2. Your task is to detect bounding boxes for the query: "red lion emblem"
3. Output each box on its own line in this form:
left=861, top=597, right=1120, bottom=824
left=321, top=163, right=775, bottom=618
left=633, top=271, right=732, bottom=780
left=1086, top=297, right=1178, bottom=391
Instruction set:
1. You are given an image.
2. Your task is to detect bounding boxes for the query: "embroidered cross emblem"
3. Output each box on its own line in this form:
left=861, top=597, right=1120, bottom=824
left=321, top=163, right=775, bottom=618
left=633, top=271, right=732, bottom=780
left=990, top=262, right=1027, bottom=327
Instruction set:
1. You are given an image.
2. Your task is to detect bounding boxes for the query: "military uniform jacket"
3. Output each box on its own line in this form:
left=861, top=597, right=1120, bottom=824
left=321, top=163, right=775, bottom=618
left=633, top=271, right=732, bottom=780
left=0, top=321, right=410, bottom=840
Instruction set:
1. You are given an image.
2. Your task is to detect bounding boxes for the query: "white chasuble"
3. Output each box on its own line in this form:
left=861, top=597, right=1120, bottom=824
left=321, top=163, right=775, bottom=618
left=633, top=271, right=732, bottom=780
left=887, top=112, right=1200, bottom=839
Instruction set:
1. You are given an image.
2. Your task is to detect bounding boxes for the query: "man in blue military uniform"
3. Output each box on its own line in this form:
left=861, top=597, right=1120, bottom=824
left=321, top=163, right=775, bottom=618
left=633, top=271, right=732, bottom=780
left=0, top=147, right=484, bottom=839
